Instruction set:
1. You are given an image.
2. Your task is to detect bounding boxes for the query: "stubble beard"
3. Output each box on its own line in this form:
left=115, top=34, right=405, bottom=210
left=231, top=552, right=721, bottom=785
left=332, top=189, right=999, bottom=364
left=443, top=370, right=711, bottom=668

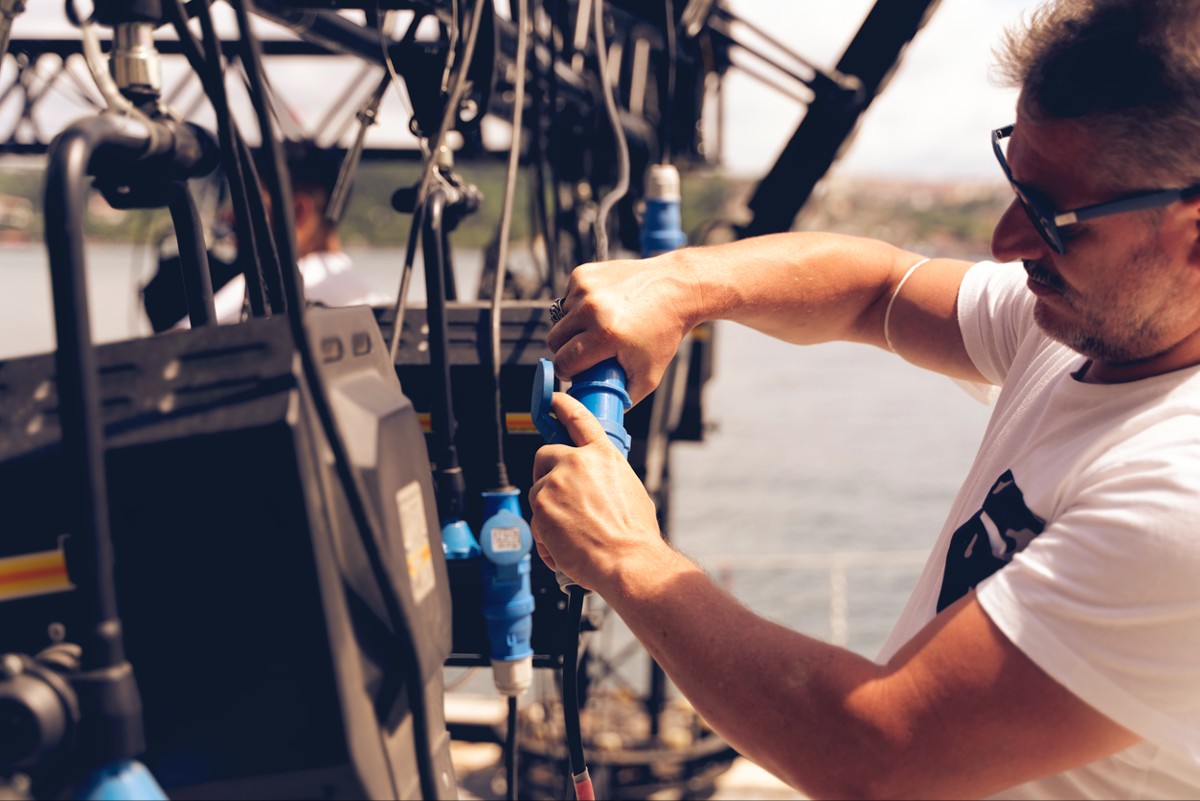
left=1029, top=234, right=1182, bottom=366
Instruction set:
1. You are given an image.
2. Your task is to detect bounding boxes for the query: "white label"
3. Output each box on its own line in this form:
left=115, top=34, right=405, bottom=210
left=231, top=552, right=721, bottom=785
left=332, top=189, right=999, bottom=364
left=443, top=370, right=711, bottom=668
left=395, top=481, right=435, bottom=603
left=490, top=526, right=523, bottom=553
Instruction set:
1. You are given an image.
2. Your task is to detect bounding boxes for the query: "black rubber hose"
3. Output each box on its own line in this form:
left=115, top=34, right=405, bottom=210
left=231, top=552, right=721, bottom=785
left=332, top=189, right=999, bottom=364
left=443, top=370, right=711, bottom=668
left=422, top=188, right=469, bottom=523
left=43, top=114, right=154, bottom=763
left=506, top=695, right=519, bottom=801
left=166, top=180, right=217, bottom=327
left=166, top=0, right=273, bottom=317
left=563, top=585, right=588, bottom=781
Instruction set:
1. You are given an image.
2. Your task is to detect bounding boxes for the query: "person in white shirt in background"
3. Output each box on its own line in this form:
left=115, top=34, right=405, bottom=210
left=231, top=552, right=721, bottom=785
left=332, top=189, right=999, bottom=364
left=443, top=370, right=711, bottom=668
left=206, top=142, right=389, bottom=325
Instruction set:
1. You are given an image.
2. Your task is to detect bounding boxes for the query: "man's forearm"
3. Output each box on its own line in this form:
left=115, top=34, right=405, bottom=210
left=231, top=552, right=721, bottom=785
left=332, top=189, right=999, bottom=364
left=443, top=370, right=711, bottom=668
left=667, top=232, right=923, bottom=348
left=598, top=541, right=903, bottom=799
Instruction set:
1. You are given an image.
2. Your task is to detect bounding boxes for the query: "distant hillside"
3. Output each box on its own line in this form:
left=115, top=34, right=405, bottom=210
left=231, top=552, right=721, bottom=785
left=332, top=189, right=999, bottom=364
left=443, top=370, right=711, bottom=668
left=0, top=156, right=1009, bottom=259
left=795, top=176, right=1011, bottom=260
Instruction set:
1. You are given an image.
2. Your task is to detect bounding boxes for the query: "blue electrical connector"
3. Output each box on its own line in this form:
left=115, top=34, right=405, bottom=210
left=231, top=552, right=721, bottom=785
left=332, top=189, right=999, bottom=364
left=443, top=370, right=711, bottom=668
left=532, top=357, right=633, bottom=597
left=532, top=359, right=632, bottom=459
left=478, top=488, right=535, bottom=696
left=78, top=759, right=168, bottom=801
left=441, top=517, right=481, bottom=560
left=640, top=164, right=687, bottom=258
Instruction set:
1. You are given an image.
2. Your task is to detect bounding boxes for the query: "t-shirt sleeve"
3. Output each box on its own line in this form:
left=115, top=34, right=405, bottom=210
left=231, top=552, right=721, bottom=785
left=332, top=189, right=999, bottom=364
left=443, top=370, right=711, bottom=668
left=956, top=261, right=1037, bottom=386
left=975, top=435, right=1200, bottom=760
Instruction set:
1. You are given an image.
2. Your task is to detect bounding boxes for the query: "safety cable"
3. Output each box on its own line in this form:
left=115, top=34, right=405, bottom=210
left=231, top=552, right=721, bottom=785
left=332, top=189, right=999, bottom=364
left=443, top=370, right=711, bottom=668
left=591, top=0, right=630, bottom=262
left=529, top=17, right=557, bottom=290
left=442, top=0, right=460, bottom=93
left=374, top=5, right=418, bottom=125
left=227, top=3, right=441, bottom=798
left=546, top=0, right=570, bottom=293
left=387, top=0, right=488, bottom=362
left=488, top=0, right=529, bottom=490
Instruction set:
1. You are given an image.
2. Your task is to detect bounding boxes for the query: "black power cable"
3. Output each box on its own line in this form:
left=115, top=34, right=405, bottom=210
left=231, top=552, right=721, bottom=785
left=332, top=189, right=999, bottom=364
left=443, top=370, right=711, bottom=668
left=487, top=0, right=528, bottom=491
left=226, top=2, right=442, bottom=798
left=422, top=188, right=471, bottom=528
left=558, top=5, right=635, bottom=798
left=505, top=695, right=519, bottom=801
left=485, top=5, right=530, bottom=799
left=164, top=0, right=275, bottom=318
left=563, top=584, right=591, bottom=798
left=661, top=0, right=676, bottom=165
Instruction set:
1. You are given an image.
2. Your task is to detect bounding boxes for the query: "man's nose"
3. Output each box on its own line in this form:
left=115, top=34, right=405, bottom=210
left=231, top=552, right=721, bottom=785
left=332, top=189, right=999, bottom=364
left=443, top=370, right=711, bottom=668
left=991, top=198, right=1051, bottom=263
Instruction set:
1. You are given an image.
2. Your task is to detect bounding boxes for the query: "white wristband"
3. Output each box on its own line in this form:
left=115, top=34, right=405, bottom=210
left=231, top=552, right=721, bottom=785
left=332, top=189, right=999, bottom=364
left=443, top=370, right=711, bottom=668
left=883, top=257, right=932, bottom=353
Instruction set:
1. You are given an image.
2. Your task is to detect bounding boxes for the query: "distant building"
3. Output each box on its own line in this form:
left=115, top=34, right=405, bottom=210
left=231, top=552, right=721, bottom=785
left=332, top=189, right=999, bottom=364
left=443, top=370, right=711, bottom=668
left=0, top=193, right=33, bottom=230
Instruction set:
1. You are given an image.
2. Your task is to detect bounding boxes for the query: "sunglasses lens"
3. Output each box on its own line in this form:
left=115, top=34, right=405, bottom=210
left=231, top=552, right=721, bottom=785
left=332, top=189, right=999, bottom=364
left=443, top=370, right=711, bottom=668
left=993, top=126, right=1066, bottom=254
left=1015, top=189, right=1065, bottom=254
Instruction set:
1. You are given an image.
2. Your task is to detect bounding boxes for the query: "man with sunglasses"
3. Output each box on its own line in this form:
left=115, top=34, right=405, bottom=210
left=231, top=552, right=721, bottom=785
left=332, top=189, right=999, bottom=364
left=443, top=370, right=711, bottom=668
left=531, top=0, right=1200, bottom=797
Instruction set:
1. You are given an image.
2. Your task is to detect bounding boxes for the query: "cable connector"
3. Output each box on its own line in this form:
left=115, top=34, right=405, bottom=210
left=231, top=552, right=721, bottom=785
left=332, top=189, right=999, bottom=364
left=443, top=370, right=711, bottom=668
left=479, top=489, right=534, bottom=696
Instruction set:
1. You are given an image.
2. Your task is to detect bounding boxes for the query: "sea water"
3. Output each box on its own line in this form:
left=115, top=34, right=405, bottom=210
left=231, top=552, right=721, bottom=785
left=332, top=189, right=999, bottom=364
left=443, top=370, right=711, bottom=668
left=0, top=241, right=992, bottom=658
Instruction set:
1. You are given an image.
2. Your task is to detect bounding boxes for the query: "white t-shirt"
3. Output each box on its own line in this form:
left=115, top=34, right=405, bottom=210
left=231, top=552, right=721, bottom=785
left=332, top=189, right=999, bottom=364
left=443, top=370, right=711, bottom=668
left=878, top=261, right=1200, bottom=800
left=182, top=250, right=390, bottom=327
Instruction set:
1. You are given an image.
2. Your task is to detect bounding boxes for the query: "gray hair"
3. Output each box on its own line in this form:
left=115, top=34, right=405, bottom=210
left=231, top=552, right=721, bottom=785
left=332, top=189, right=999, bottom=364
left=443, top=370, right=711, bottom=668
left=994, top=0, right=1200, bottom=189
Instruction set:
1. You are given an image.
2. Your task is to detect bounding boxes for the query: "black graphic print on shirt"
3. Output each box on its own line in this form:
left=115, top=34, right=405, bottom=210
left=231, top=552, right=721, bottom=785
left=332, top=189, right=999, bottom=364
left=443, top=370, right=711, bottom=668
left=937, top=470, right=1045, bottom=612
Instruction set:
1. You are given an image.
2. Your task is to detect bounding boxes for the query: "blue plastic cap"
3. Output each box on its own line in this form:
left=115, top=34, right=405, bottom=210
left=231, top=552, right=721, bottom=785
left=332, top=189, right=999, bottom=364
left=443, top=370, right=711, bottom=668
left=79, top=760, right=168, bottom=801
left=532, top=358, right=562, bottom=442
left=533, top=358, right=632, bottom=456
left=480, top=506, right=532, bottom=567
left=568, top=359, right=632, bottom=456
left=482, top=488, right=523, bottom=519
left=640, top=198, right=687, bottom=257
left=441, top=518, right=481, bottom=559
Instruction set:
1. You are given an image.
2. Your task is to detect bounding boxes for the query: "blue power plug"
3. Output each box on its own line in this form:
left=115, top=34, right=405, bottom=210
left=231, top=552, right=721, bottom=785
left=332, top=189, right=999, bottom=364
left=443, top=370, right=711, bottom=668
left=478, top=488, right=535, bottom=696
left=640, top=164, right=687, bottom=258
left=531, top=358, right=633, bottom=594
left=532, top=358, right=632, bottom=458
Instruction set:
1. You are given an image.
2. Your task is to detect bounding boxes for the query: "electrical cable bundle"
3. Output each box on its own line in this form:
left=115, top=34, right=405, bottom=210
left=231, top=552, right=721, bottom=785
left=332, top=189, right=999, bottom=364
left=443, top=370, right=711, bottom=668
left=386, top=0, right=489, bottom=361
left=166, top=2, right=449, bottom=797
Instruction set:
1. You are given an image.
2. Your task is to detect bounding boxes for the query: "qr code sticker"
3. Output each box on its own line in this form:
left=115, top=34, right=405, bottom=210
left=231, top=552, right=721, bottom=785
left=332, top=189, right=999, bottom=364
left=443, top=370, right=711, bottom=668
left=491, top=526, right=523, bottom=553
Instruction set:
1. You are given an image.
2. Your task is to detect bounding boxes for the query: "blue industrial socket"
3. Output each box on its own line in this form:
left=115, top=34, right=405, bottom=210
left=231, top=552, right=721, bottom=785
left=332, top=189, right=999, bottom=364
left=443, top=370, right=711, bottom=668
left=479, top=488, right=534, bottom=695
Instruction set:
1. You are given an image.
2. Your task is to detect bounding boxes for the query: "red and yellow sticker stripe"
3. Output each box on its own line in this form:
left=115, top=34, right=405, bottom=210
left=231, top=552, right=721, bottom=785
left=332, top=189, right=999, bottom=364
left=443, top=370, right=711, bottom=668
left=416, top=412, right=539, bottom=435
left=504, top=412, right=537, bottom=434
left=0, top=548, right=73, bottom=603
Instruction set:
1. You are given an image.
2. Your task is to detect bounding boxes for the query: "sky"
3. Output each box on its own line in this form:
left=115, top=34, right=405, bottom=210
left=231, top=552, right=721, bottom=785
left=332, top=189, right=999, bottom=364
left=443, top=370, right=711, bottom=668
left=722, top=0, right=1045, bottom=179
left=8, top=0, right=1046, bottom=182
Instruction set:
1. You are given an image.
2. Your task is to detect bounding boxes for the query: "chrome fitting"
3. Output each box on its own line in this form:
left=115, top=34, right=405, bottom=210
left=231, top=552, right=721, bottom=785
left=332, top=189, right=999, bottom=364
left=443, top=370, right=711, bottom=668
left=111, top=22, right=162, bottom=97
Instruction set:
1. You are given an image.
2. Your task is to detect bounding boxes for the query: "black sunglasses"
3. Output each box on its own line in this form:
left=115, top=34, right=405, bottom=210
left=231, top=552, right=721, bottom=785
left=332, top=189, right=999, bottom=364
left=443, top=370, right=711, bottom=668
left=992, top=124, right=1200, bottom=254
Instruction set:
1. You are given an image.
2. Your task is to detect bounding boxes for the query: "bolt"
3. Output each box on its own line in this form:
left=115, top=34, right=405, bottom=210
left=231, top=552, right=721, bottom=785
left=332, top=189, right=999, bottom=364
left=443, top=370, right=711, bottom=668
left=0, top=653, right=25, bottom=679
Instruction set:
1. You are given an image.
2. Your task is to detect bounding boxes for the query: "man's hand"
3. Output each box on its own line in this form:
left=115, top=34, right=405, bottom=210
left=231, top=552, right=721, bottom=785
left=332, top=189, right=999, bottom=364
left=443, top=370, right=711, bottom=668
left=548, top=255, right=701, bottom=405
left=529, top=392, right=667, bottom=592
